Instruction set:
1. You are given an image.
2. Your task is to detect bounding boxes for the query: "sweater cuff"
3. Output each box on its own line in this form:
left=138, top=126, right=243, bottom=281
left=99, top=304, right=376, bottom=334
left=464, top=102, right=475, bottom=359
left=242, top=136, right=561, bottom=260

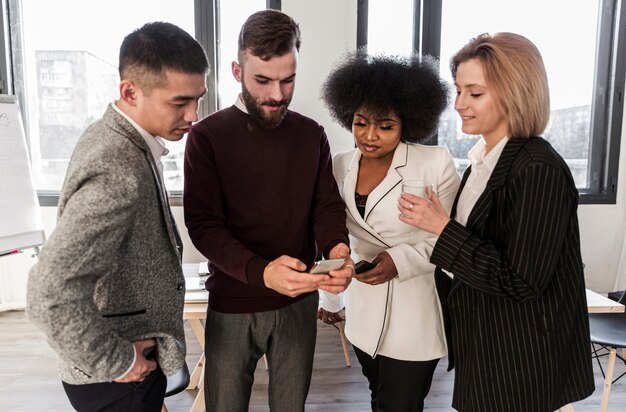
left=246, top=256, right=270, bottom=288
left=430, top=220, right=471, bottom=271
left=322, top=239, right=348, bottom=259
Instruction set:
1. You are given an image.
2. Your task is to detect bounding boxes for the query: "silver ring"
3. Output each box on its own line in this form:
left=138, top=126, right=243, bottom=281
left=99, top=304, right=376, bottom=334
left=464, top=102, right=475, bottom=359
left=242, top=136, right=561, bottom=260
left=409, top=203, right=414, bottom=209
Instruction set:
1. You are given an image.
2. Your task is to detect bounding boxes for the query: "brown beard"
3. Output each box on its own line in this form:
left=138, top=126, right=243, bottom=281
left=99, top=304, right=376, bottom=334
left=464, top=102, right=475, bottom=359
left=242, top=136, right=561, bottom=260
left=241, top=81, right=291, bottom=129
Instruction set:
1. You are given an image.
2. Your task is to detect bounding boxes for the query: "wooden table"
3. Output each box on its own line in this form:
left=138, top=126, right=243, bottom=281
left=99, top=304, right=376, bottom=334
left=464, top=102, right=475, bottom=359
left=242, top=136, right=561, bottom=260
left=183, top=301, right=207, bottom=412
left=586, top=288, right=625, bottom=313
left=559, top=289, right=624, bottom=412
left=183, top=264, right=208, bottom=412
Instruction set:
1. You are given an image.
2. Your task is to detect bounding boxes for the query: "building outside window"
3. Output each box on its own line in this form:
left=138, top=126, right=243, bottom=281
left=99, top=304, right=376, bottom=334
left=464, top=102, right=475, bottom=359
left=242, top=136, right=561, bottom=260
left=363, top=0, right=624, bottom=203
left=10, top=0, right=195, bottom=195
left=1, top=1, right=622, bottom=204
left=1, top=0, right=273, bottom=200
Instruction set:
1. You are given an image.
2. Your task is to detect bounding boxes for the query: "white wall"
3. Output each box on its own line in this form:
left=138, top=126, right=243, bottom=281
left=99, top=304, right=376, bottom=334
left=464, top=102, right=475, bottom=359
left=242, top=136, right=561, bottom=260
left=1, top=1, right=625, bottom=310
left=283, top=0, right=357, bottom=155
left=578, top=148, right=626, bottom=291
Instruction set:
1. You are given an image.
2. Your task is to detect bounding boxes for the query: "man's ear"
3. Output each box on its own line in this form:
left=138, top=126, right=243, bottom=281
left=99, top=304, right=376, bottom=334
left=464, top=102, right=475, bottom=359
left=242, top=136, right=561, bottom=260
left=119, top=79, right=139, bottom=106
left=231, top=61, right=242, bottom=82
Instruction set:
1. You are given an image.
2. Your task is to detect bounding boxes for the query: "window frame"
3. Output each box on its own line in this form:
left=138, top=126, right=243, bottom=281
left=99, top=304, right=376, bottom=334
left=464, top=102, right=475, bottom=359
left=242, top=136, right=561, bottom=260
left=0, top=0, right=280, bottom=206
left=357, top=0, right=625, bottom=204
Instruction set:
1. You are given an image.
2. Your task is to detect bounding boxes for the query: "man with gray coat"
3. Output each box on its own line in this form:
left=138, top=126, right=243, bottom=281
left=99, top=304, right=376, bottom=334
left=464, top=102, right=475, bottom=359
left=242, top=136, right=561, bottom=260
left=27, top=22, right=208, bottom=411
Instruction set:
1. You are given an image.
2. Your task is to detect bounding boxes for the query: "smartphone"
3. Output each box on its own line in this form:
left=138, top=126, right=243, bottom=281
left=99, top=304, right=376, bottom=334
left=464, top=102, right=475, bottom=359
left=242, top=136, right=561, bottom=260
left=309, top=258, right=345, bottom=274
left=354, top=260, right=376, bottom=274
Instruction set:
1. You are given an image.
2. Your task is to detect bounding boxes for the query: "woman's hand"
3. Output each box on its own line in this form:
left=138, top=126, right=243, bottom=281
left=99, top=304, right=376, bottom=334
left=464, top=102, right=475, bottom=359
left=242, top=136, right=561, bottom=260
left=398, top=191, right=450, bottom=236
left=317, top=308, right=346, bottom=324
left=355, top=251, right=397, bottom=285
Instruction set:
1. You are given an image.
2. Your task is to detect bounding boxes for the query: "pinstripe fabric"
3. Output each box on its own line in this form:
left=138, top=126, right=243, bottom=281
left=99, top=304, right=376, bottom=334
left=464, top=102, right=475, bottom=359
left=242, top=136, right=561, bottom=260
left=431, top=137, right=594, bottom=412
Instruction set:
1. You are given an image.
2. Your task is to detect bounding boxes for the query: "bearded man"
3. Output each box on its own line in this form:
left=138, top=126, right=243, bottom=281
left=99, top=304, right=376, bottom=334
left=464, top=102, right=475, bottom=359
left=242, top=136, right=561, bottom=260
left=183, top=9, right=354, bottom=412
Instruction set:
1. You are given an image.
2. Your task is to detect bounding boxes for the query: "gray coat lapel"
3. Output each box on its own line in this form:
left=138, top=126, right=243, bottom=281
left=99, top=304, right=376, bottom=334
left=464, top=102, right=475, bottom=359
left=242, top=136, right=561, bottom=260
left=102, top=106, right=181, bottom=256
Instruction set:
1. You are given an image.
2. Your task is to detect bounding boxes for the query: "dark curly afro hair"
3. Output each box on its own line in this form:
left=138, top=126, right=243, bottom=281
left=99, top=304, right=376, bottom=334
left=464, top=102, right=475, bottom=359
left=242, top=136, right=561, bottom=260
left=321, top=51, right=449, bottom=143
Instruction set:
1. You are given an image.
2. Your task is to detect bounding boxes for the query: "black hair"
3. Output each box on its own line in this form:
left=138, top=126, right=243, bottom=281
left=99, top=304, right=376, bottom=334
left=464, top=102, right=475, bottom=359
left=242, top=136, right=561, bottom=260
left=119, top=21, right=209, bottom=85
left=321, top=51, right=448, bottom=143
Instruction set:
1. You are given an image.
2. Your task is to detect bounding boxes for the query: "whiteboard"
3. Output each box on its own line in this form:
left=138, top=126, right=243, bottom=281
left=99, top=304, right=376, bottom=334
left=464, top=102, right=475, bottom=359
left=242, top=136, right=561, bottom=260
left=0, top=95, right=45, bottom=254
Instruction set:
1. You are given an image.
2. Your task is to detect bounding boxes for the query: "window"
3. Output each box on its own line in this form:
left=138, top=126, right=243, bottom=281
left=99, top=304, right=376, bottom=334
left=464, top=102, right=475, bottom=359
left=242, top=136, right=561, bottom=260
left=0, top=0, right=278, bottom=204
left=217, top=0, right=266, bottom=109
left=366, top=0, right=413, bottom=56
left=360, top=0, right=625, bottom=204
left=4, top=0, right=195, bottom=199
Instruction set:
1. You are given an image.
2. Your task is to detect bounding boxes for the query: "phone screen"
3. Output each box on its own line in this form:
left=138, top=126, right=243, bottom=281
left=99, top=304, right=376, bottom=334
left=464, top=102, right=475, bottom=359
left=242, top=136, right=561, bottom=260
left=309, top=258, right=345, bottom=274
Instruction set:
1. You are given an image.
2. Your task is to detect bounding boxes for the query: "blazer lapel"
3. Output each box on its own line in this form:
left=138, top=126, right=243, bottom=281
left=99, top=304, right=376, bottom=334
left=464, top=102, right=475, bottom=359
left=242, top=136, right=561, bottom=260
left=464, top=138, right=528, bottom=229
left=340, top=150, right=384, bottom=244
left=340, top=150, right=390, bottom=247
left=448, top=138, right=528, bottom=295
left=364, top=142, right=407, bottom=221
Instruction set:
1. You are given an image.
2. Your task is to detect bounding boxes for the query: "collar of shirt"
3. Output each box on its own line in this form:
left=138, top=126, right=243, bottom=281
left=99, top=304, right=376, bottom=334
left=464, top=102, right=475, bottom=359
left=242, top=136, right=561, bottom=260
left=467, top=136, right=510, bottom=175
left=110, top=101, right=169, bottom=165
left=235, top=94, right=249, bottom=114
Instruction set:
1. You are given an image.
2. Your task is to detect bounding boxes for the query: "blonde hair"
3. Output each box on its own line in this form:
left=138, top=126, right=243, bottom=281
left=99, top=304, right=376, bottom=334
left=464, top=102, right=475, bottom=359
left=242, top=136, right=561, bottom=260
left=451, top=32, right=550, bottom=138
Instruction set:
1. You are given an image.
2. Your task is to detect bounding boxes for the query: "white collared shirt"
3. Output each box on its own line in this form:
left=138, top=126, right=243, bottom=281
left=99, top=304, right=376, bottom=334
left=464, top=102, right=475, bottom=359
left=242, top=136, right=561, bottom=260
left=234, top=93, right=248, bottom=114
left=110, top=102, right=170, bottom=187
left=455, top=136, right=509, bottom=226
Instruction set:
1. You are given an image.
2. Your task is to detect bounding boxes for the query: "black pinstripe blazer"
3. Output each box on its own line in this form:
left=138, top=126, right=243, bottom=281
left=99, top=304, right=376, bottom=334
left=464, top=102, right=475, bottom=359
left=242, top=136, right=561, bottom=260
left=432, top=137, right=594, bottom=412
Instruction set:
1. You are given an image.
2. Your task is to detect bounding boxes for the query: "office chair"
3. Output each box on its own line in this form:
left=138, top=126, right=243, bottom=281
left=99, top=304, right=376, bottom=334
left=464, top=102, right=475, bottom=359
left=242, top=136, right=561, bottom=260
left=161, top=363, right=191, bottom=412
left=589, top=290, right=626, bottom=412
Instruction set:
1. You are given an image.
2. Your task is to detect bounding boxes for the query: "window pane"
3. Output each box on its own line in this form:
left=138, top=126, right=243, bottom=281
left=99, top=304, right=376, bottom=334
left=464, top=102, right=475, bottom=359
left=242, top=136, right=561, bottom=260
left=367, top=0, right=413, bottom=55
left=18, top=0, right=194, bottom=192
left=438, top=0, right=600, bottom=188
left=217, top=0, right=266, bottom=109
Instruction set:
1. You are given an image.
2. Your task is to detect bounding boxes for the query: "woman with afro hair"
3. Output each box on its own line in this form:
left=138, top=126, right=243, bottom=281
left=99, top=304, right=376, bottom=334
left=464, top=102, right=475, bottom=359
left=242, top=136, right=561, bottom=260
left=318, top=52, right=460, bottom=412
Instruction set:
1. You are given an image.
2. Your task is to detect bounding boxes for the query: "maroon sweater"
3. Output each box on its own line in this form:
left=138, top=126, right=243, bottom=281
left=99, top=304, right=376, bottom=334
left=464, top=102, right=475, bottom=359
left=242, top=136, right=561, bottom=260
left=184, top=106, right=349, bottom=313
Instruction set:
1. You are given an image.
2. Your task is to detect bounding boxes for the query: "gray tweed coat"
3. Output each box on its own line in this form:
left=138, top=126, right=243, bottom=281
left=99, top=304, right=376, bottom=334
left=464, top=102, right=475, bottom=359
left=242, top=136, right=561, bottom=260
left=27, top=105, right=186, bottom=385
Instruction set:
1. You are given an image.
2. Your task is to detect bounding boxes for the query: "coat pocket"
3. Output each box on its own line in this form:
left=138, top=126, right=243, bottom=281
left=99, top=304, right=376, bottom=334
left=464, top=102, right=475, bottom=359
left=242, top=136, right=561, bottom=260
left=102, top=309, right=147, bottom=318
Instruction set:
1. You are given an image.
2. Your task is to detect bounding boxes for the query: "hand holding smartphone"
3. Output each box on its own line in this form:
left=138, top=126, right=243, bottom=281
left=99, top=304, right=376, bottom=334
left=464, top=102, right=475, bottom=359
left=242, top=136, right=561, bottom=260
left=309, top=258, right=345, bottom=274
left=354, top=260, right=375, bottom=274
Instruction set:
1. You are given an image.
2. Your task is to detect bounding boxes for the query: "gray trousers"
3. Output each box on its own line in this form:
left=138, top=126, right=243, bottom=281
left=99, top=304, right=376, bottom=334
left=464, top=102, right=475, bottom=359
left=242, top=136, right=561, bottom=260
left=204, top=292, right=318, bottom=412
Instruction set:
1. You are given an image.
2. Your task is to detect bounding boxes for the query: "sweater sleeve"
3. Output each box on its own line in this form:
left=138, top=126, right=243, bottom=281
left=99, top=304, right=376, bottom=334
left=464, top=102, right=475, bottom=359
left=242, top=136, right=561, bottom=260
left=310, top=128, right=350, bottom=257
left=183, top=127, right=270, bottom=288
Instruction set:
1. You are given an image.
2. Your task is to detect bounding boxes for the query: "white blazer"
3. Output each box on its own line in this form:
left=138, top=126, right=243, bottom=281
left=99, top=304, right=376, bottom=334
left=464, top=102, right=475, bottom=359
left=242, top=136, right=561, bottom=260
left=321, top=142, right=460, bottom=361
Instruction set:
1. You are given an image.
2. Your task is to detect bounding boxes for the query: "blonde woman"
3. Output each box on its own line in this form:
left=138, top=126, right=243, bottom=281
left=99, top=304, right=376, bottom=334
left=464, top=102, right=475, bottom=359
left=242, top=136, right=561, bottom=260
left=399, top=33, right=594, bottom=411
